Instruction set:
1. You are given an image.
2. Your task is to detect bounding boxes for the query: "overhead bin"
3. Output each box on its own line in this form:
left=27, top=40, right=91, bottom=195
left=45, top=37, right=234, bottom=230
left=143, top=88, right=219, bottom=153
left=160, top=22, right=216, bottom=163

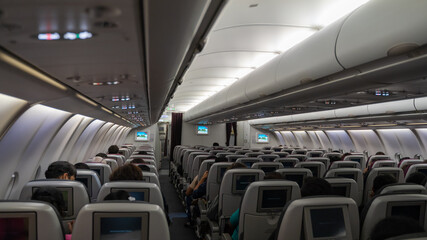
left=335, top=105, right=369, bottom=118
left=292, top=110, right=336, bottom=122
left=413, top=97, right=427, bottom=111
left=336, top=0, right=427, bottom=69
left=367, top=99, right=415, bottom=115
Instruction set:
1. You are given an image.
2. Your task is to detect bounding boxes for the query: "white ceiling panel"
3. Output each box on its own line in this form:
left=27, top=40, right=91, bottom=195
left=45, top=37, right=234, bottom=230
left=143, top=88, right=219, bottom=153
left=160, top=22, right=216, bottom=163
left=169, top=0, right=370, bottom=113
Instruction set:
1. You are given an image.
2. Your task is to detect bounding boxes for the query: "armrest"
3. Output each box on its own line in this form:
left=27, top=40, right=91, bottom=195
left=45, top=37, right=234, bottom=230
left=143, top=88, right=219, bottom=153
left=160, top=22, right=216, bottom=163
left=198, top=199, right=207, bottom=213
left=208, top=220, right=219, bottom=233
left=222, top=233, right=232, bottom=240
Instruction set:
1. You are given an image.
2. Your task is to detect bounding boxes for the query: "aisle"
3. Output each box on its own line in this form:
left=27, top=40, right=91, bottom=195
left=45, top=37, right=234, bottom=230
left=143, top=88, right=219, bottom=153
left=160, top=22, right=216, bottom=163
left=159, top=157, right=199, bottom=240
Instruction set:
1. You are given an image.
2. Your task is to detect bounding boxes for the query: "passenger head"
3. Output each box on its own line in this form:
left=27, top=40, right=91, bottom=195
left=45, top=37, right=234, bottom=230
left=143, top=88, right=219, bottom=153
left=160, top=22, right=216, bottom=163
left=74, top=162, right=90, bottom=170
left=138, top=151, right=148, bottom=155
left=375, top=151, right=385, bottom=155
left=104, top=190, right=131, bottom=201
left=370, top=217, right=425, bottom=240
left=372, top=174, right=397, bottom=196
left=406, top=172, right=427, bottom=186
left=95, top=153, right=108, bottom=158
left=109, top=164, right=143, bottom=181
left=213, top=142, right=219, bottom=147
left=329, top=155, right=342, bottom=165
left=31, top=187, right=66, bottom=217
left=45, top=161, right=76, bottom=180
left=264, top=172, right=283, bottom=180
left=108, top=145, right=120, bottom=154
left=340, top=153, right=352, bottom=161
left=301, top=177, right=332, bottom=197
left=137, top=164, right=151, bottom=172
left=130, top=158, right=146, bottom=164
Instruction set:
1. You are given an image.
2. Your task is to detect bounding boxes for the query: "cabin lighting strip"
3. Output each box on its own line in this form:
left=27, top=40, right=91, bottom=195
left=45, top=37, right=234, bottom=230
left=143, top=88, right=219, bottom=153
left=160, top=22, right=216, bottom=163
left=76, top=94, right=98, bottom=107
left=0, top=51, right=67, bottom=91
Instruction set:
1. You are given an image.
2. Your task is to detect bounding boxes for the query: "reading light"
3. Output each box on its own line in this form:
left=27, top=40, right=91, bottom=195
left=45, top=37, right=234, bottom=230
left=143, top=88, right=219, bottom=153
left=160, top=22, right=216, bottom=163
left=406, top=122, right=427, bottom=125
left=114, top=114, right=121, bottom=118
left=0, top=51, right=67, bottom=91
left=38, top=32, right=60, bottom=40
left=342, top=125, right=361, bottom=128
left=92, top=82, right=103, bottom=86
left=76, top=93, right=98, bottom=107
left=78, top=31, right=93, bottom=39
left=368, top=123, right=397, bottom=127
left=63, top=32, right=77, bottom=40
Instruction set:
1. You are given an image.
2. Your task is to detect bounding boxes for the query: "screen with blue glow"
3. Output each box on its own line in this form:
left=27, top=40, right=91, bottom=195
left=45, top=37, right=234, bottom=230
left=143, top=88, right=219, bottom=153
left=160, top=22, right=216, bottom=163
left=100, top=217, right=141, bottom=239
left=197, top=126, right=208, bottom=135
left=257, top=133, right=269, bottom=143
left=136, top=132, right=149, bottom=141
left=129, top=192, right=145, bottom=201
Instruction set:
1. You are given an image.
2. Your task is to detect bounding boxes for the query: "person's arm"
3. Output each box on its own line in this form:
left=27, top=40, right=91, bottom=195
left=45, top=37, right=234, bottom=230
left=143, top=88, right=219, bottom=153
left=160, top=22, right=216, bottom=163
left=185, top=175, right=199, bottom=196
left=194, top=171, right=208, bottom=190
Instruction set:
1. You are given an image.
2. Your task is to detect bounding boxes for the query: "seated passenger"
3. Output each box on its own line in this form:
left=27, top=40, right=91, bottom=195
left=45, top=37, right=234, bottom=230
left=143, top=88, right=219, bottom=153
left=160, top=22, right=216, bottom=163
left=31, top=186, right=72, bottom=240
left=45, top=161, right=76, bottom=180
left=74, top=162, right=90, bottom=170
left=301, top=177, right=333, bottom=197
left=95, top=153, right=108, bottom=158
left=107, top=145, right=120, bottom=154
left=109, top=164, right=143, bottom=181
left=370, top=217, right=425, bottom=240
left=371, top=174, right=397, bottom=197
left=104, top=190, right=131, bottom=201
left=406, top=172, right=427, bottom=186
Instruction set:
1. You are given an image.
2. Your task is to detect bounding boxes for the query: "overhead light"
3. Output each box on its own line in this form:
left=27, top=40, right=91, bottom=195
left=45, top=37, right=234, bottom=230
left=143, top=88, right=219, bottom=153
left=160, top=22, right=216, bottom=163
left=75, top=93, right=98, bottom=107
left=114, top=114, right=121, bottom=118
left=101, top=107, right=112, bottom=114
left=368, top=123, right=397, bottom=127
left=342, top=125, right=361, bottom=128
left=0, top=51, right=67, bottom=91
left=92, top=82, right=103, bottom=86
left=406, top=122, right=427, bottom=125
left=63, top=32, right=77, bottom=40
left=38, top=32, right=61, bottom=40
left=78, top=31, right=93, bottom=39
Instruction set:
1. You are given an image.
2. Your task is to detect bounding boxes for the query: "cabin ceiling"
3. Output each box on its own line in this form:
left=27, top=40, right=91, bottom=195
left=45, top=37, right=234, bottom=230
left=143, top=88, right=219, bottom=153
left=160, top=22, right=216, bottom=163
left=0, top=0, right=221, bottom=127
left=169, top=0, right=370, bottom=112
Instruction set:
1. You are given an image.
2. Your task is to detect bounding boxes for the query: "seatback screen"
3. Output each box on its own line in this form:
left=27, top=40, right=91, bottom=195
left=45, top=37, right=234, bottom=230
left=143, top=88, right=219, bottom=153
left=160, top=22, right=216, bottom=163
left=309, top=208, right=347, bottom=238
left=0, top=213, right=36, bottom=240
left=217, top=167, right=228, bottom=183
left=260, top=166, right=277, bottom=173
left=93, top=212, right=148, bottom=240
left=335, top=173, right=356, bottom=181
left=283, top=174, right=304, bottom=187
left=331, top=186, right=349, bottom=197
left=257, top=188, right=290, bottom=212
left=387, top=202, right=425, bottom=226
left=305, top=166, right=319, bottom=178
left=281, top=161, right=295, bottom=168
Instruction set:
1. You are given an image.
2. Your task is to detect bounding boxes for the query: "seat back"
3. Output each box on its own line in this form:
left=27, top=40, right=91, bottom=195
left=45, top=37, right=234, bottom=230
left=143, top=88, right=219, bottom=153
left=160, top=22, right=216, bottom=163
left=378, top=183, right=427, bottom=195
left=235, top=150, right=252, bottom=155
left=239, top=181, right=300, bottom=240
left=72, top=202, right=169, bottom=240
left=276, top=197, right=359, bottom=240
left=0, top=201, right=64, bottom=240
left=206, top=162, right=233, bottom=202
left=281, top=149, right=294, bottom=154
left=291, top=149, right=307, bottom=155
left=251, top=162, right=283, bottom=173
left=119, top=148, right=131, bottom=159
left=330, top=161, right=362, bottom=170
left=274, top=152, right=289, bottom=158
left=190, top=155, right=212, bottom=180
left=76, top=169, right=102, bottom=202
left=130, top=154, right=156, bottom=160
left=276, top=168, right=313, bottom=188
left=19, top=180, right=90, bottom=220
left=274, top=158, right=300, bottom=168
left=106, top=154, right=125, bottom=166
left=103, top=158, right=119, bottom=171
left=287, top=154, right=306, bottom=162
left=216, top=152, right=233, bottom=158
left=218, top=169, right=265, bottom=223
left=236, top=157, right=263, bottom=168
left=86, top=163, right=112, bottom=184
left=185, top=152, right=210, bottom=176
left=406, top=163, right=427, bottom=179
left=306, top=157, right=331, bottom=169
left=399, top=159, right=423, bottom=168
left=271, top=147, right=283, bottom=152
left=198, top=160, right=216, bottom=179
left=209, top=150, right=226, bottom=155
left=367, top=155, right=391, bottom=167
left=323, top=152, right=343, bottom=160
left=325, top=168, right=364, bottom=205
left=325, top=178, right=360, bottom=206
left=261, top=150, right=274, bottom=154
left=364, top=167, right=405, bottom=205
left=258, top=154, right=279, bottom=162
left=306, top=151, right=324, bottom=158
left=141, top=172, right=160, bottom=188
left=245, top=152, right=264, bottom=158
left=226, top=154, right=245, bottom=162
left=343, top=154, right=366, bottom=168
left=372, top=160, right=397, bottom=169
left=97, top=181, right=163, bottom=208
left=135, top=164, right=159, bottom=176
left=295, top=161, right=326, bottom=178
left=361, top=194, right=427, bottom=240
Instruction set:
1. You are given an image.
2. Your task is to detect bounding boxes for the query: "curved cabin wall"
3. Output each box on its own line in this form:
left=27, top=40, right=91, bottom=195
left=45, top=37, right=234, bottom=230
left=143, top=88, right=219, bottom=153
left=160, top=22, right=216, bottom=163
left=0, top=93, right=131, bottom=199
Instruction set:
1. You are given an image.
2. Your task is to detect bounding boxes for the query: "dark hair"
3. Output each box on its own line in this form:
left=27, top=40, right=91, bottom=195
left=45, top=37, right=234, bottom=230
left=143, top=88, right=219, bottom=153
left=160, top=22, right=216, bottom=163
left=340, top=153, right=352, bottom=161
left=264, top=172, right=283, bottom=180
left=375, top=152, right=385, bottom=155
left=301, top=177, right=332, bottom=197
left=215, top=157, right=228, bottom=163
left=108, top=145, right=120, bottom=154
left=96, top=153, right=108, bottom=158
left=104, top=190, right=130, bottom=201
left=370, top=217, right=425, bottom=240
left=31, top=187, right=66, bottom=217
left=137, top=164, right=151, bottom=172
left=74, top=162, right=90, bottom=170
left=138, top=151, right=148, bottom=155
left=213, top=142, right=219, bottom=146
left=110, top=164, right=143, bottom=181
left=45, top=161, right=76, bottom=179
left=373, top=174, right=397, bottom=195
left=406, top=172, right=427, bottom=186
left=130, top=158, right=146, bottom=164
left=329, top=155, right=342, bottom=164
